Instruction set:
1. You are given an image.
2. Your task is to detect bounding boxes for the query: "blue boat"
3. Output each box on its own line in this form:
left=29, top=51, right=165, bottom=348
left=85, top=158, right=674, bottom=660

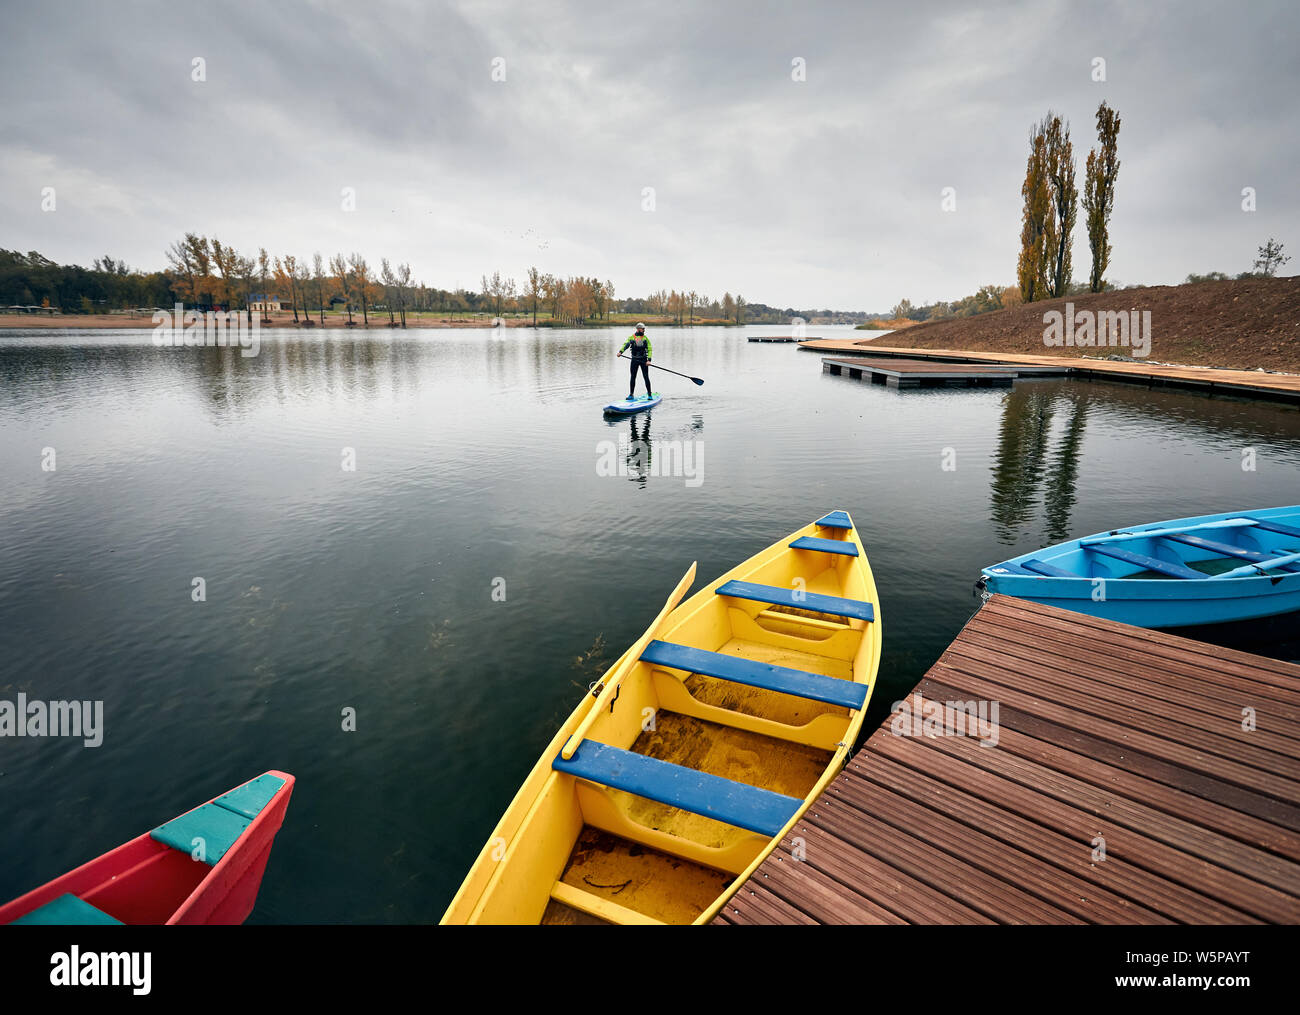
left=978, top=505, right=1300, bottom=628
left=603, top=392, right=662, bottom=416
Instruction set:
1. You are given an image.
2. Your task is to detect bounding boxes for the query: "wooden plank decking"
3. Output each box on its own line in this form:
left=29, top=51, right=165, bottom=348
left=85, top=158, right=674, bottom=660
left=798, top=339, right=1300, bottom=404
left=713, top=595, right=1300, bottom=925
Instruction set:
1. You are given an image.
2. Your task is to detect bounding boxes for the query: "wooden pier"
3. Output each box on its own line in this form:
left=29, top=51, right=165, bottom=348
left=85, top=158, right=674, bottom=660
left=749, top=336, right=817, bottom=343
left=799, top=339, right=1300, bottom=405
left=821, top=356, right=1063, bottom=388
left=714, top=595, right=1300, bottom=924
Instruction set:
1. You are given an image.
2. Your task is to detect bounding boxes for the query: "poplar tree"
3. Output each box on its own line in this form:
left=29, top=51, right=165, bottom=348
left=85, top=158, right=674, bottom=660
left=1017, top=122, right=1054, bottom=303
left=1083, top=101, right=1121, bottom=293
left=1044, top=115, right=1077, bottom=298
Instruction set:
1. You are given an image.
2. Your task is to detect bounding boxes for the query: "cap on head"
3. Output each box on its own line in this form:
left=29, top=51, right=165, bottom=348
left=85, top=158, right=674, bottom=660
left=635, top=323, right=645, bottom=331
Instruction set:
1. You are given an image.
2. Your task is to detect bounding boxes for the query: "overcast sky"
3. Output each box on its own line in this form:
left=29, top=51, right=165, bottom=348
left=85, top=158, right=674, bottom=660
left=2, top=0, right=1296, bottom=311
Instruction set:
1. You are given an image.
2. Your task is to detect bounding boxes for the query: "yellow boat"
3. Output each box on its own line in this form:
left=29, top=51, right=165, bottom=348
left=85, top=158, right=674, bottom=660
left=441, top=510, right=881, bottom=925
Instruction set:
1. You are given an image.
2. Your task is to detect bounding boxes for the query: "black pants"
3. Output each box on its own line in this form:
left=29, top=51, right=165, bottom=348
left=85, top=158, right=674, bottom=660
left=629, top=358, right=651, bottom=396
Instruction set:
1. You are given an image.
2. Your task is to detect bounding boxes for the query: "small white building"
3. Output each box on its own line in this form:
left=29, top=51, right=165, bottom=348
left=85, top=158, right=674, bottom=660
left=248, top=293, right=282, bottom=312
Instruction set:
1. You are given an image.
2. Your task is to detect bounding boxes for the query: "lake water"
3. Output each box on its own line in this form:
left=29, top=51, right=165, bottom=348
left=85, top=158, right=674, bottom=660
left=2, top=324, right=1298, bottom=923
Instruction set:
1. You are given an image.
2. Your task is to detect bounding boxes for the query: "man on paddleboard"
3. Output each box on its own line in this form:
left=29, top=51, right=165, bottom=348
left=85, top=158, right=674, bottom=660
left=619, top=323, right=653, bottom=399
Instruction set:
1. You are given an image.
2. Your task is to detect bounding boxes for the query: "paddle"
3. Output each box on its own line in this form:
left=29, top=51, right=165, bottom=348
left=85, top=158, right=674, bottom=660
left=619, top=353, right=704, bottom=386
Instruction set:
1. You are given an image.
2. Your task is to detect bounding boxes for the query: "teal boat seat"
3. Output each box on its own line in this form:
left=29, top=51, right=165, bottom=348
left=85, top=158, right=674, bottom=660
left=789, top=536, right=858, bottom=557
left=215, top=773, right=286, bottom=819
left=814, top=511, right=853, bottom=529
left=553, top=741, right=802, bottom=837
left=716, top=580, right=875, bottom=621
left=149, top=773, right=286, bottom=865
left=642, top=640, right=868, bottom=710
left=12, top=893, right=122, bottom=925
left=1086, top=543, right=1208, bottom=579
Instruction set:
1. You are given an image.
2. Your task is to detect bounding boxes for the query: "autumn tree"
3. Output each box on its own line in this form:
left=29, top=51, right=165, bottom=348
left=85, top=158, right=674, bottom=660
left=236, top=254, right=257, bottom=323
left=330, top=254, right=354, bottom=324
left=349, top=253, right=372, bottom=325
left=312, top=253, right=327, bottom=324
left=1082, top=101, right=1121, bottom=292
left=1016, top=119, right=1055, bottom=303
left=166, top=233, right=212, bottom=308
left=1044, top=115, right=1077, bottom=298
left=525, top=267, right=542, bottom=325
left=257, top=249, right=272, bottom=317
left=209, top=237, right=240, bottom=310
left=275, top=255, right=301, bottom=322
left=293, top=258, right=311, bottom=325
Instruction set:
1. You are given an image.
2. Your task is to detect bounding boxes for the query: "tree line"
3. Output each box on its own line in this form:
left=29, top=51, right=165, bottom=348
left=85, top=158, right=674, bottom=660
left=1, top=240, right=883, bottom=326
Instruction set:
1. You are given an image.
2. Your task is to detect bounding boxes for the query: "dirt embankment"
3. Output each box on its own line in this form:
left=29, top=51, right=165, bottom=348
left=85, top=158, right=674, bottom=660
left=871, top=277, right=1300, bottom=373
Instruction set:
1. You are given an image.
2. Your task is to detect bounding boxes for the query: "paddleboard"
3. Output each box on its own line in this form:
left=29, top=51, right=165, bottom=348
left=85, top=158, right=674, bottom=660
left=603, top=392, right=661, bottom=415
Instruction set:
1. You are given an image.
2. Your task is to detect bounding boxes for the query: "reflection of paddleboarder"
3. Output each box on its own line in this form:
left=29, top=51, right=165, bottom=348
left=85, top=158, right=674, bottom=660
left=619, top=323, right=652, bottom=399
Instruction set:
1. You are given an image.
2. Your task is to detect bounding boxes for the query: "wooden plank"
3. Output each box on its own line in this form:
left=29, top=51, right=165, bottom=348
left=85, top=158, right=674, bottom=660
left=849, top=753, right=1258, bottom=923
left=717, top=881, right=820, bottom=925
left=863, top=733, right=1299, bottom=922
left=955, top=626, right=1300, bottom=728
left=821, top=772, right=1169, bottom=924
left=774, top=823, right=993, bottom=924
left=938, top=639, right=1300, bottom=760
left=869, top=723, right=1300, bottom=912
left=751, top=846, right=904, bottom=924
left=983, top=596, right=1300, bottom=688
left=917, top=676, right=1300, bottom=838
left=925, top=660, right=1300, bottom=802
left=805, top=792, right=1083, bottom=923
left=712, top=596, right=1300, bottom=924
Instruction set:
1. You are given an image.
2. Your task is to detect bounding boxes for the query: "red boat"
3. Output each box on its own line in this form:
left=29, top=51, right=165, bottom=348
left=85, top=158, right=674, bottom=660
left=1, top=770, right=294, bottom=925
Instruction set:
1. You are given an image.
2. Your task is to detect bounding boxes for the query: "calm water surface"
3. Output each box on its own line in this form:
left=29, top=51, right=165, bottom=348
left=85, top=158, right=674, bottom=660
left=2, top=325, right=1298, bottom=922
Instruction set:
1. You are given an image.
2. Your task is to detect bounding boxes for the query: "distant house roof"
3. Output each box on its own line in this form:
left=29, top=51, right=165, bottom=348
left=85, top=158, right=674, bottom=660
left=249, top=293, right=281, bottom=302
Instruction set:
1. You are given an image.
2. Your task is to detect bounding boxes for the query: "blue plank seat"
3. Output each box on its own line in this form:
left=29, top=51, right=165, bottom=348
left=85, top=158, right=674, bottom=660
left=789, top=535, right=859, bottom=557
left=1085, top=543, right=1208, bottom=580
left=814, top=510, right=853, bottom=530
left=553, top=741, right=801, bottom=837
left=716, top=580, right=875, bottom=622
left=641, top=640, right=867, bottom=710
left=1020, top=558, right=1080, bottom=578
left=1252, top=518, right=1300, bottom=539
left=1163, top=532, right=1300, bottom=572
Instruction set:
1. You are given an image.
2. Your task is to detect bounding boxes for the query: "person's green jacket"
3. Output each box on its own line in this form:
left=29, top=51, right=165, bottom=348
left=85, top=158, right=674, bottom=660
left=620, top=334, right=652, bottom=360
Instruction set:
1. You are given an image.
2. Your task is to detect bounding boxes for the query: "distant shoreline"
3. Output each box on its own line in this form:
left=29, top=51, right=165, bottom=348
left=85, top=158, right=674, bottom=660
left=0, top=312, right=842, bottom=331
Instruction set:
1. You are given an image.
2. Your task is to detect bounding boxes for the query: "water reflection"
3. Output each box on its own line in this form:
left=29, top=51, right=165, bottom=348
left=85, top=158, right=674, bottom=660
left=989, top=388, right=1060, bottom=543
left=988, top=385, right=1094, bottom=545
left=601, top=411, right=654, bottom=486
